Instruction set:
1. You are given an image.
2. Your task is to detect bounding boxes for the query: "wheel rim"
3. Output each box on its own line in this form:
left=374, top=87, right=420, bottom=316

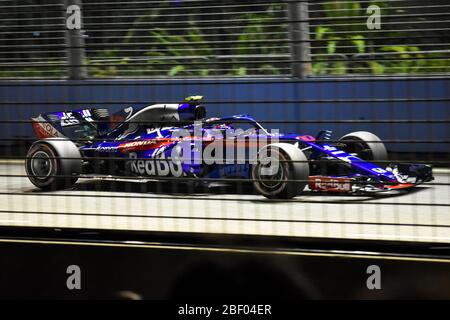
left=30, top=151, right=53, bottom=180
left=255, top=152, right=287, bottom=191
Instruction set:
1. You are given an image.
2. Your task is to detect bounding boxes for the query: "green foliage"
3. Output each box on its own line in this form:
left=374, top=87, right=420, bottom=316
left=312, top=1, right=449, bottom=75
left=87, top=3, right=287, bottom=77
left=232, top=6, right=286, bottom=76
left=3, top=1, right=448, bottom=78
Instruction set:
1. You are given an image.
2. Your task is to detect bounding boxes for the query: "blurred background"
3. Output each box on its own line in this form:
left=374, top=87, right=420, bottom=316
left=1, top=0, right=449, bottom=78
left=0, top=0, right=449, bottom=299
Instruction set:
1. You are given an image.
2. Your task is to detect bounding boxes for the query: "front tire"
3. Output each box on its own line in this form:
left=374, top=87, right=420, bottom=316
left=339, top=131, right=388, bottom=162
left=252, top=143, right=309, bottom=199
left=25, top=139, right=82, bottom=190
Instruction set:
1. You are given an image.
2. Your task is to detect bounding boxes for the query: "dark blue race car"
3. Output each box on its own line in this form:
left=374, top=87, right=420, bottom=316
left=25, top=96, right=433, bottom=199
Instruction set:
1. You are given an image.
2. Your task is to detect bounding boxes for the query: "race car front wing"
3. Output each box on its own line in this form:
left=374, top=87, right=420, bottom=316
left=308, top=163, right=433, bottom=193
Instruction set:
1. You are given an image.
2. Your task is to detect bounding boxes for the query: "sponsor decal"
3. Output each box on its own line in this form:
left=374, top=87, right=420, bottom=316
left=124, top=106, right=133, bottom=119
left=118, top=139, right=175, bottom=153
left=60, top=110, right=93, bottom=127
left=309, top=176, right=352, bottom=192
left=371, top=167, right=388, bottom=174
left=120, top=140, right=157, bottom=150
left=60, top=112, right=80, bottom=127
left=95, top=145, right=119, bottom=152
left=297, top=135, right=316, bottom=142
left=80, top=109, right=93, bottom=122
left=32, top=118, right=61, bottom=138
left=127, top=152, right=184, bottom=177
left=118, top=136, right=209, bottom=154
left=322, top=144, right=362, bottom=163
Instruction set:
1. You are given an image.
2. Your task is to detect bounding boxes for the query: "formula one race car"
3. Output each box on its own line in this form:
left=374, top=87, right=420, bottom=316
left=25, top=96, right=433, bottom=199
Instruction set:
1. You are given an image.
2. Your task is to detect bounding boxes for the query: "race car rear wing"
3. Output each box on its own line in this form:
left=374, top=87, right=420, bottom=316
left=31, top=108, right=111, bottom=141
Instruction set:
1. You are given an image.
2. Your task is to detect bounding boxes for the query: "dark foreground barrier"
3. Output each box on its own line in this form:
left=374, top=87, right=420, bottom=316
left=0, top=227, right=449, bottom=299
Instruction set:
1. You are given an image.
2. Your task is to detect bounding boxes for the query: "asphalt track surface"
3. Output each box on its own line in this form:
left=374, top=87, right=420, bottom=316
left=0, top=162, right=448, bottom=243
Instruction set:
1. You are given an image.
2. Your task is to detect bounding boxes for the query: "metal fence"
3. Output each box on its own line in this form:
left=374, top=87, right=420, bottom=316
left=0, top=0, right=449, bottom=78
left=0, top=1, right=448, bottom=250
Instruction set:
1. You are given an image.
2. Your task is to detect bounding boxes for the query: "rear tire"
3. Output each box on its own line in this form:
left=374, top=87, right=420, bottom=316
left=339, top=131, right=388, bottom=162
left=25, top=139, right=82, bottom=190
left=252, top=143, right=309, bottom=199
